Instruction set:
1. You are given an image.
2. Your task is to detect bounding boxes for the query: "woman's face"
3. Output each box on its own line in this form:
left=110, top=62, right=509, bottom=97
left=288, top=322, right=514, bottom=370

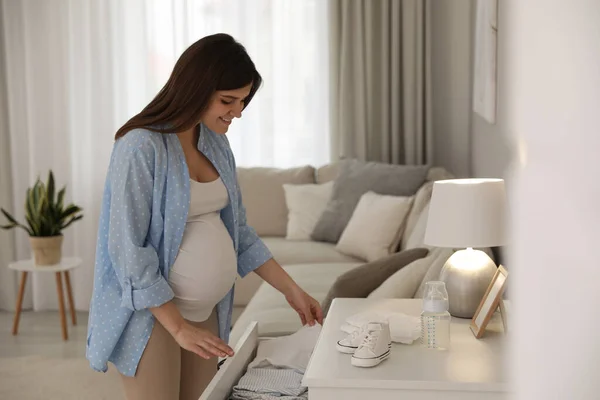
left=201, top=83, right=253, bottom=134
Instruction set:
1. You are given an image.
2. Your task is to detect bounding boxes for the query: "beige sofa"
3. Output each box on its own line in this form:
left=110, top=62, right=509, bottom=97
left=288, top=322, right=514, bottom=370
left=231, top=162, right=456, bottom=345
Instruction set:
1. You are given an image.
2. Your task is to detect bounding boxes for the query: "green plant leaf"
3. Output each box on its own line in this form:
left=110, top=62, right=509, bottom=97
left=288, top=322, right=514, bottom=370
left=1, top=223, right=32, bottom=235
left=61, top=215, right=83, bottom=230
left=25, top=189, right=34, bottom=220
left=16, top=171, right=83, bottom=236
left=25, top=215, right=40, bottom=236
left=57, top=187, right=65, bottom=211
left=61, top=204, right=82, bottom=219
left=39, top=192, right=49, bottom=234
left=0, top=208, right=31, bottom=233
left=38, top=186, right=48, bottom=212
left=39, top=214, right=53, bottom=236
left=47, top=171, right=55, bottom=208
left=32, top=183, right=41, bottom=214
left=1, top=208, right=19, bottom=225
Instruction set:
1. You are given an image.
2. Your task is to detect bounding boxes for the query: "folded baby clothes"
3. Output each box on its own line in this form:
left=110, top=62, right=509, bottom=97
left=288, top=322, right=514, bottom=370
left=341, top=310, right=421, bottom=344
left=230, top=391, right=306, bottom=400
left=230, top=368, right=307, bottom=400
left=229, top=324, right=321, bottom=400
left=247, top=324, right=321, bottom=371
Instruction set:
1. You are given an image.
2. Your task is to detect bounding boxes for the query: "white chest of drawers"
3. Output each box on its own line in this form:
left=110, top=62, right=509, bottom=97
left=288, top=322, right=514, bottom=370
left=302, top=298, right=509, bottom=400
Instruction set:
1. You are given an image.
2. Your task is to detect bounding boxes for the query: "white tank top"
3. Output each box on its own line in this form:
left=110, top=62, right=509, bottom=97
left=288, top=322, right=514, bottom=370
left=168, top=177, right=238, bottom=322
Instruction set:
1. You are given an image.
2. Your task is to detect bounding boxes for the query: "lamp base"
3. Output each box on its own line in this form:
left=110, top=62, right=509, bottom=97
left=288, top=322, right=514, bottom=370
left=439, top=248, right=497, bottom=318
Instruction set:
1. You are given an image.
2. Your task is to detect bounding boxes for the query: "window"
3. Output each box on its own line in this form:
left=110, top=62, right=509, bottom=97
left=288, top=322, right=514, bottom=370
left=145, top=0, right=330, bottom=167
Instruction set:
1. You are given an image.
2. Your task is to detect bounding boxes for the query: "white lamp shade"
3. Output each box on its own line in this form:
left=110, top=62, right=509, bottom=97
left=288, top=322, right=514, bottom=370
left=424, top=178, right=507, bottom=248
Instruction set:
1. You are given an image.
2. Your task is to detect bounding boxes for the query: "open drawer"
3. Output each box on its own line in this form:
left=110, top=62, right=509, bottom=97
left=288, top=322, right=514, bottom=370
left=200, top=321, right=259, bottom=400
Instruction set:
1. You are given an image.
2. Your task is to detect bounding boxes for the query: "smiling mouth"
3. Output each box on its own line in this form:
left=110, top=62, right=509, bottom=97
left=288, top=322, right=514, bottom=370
left=219, top=117, right=232, bottom=125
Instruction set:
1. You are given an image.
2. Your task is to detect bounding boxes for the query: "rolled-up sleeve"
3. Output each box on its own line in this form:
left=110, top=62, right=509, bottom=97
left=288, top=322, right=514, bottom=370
left=107, top=144, right=174, bottom=311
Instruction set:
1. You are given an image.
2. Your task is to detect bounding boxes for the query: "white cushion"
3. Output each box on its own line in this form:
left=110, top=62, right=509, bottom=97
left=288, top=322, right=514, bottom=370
left=283, top=181, right=334, bottom=240
left=404, top=203, right=430, bottom=250
left=368, top=251, right=439, bottom=299
left=400, top=169, right=454, bottom=250
left=401, top=181, right=433, bottom=250
left=237, top=166, right=315, bottom=236
left=230, top=262, right=362, bottom=346
left=336, top=191, right=413, bottom=262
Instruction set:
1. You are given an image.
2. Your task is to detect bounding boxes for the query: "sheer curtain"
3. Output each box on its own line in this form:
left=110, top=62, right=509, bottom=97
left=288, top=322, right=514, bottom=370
left=146, top=0, right=330, bottom=167
left=0, top=2, right=17, bottom=312
left=0, top=0, right=329, bottom=311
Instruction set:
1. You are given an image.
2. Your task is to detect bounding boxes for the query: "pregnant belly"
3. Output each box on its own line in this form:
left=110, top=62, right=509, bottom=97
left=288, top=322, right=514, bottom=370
left=168, top=215, right=238, bottom=319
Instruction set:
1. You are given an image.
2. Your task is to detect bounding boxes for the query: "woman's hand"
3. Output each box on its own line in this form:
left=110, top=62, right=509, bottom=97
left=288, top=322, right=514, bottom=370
left=254, top=259, right=324, bottom=327
left=285, top=286, right=324, bottom=327
left=150, top=301, right=234, bottom=360
left=173, top=322, right=235, bottom=360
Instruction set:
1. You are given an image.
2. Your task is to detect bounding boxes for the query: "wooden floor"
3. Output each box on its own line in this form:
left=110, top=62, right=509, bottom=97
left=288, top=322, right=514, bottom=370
left=0, top=310, right=88, bottom=359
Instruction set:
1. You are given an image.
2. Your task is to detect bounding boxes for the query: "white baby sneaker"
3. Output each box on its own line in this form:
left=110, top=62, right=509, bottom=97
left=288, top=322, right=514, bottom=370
left=336, top=325, right=370, bottom=354
left=351, top=322, right=392, bottom=368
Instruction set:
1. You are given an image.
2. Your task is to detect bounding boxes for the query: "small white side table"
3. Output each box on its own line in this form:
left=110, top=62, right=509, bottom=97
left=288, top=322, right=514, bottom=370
left=9, top=257, right=82, bottom=341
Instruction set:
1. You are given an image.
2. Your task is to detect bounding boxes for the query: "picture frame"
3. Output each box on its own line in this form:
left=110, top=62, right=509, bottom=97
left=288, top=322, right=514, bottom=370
left=473, top=0, right=499, bottom=124
left=470, top=265, right=508, bottom=338
left=498, top=298, right=510, bottom=333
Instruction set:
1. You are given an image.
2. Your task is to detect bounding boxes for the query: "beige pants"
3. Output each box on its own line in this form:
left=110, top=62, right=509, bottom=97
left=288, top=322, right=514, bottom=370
left=120, top=310, right=219, bottom=400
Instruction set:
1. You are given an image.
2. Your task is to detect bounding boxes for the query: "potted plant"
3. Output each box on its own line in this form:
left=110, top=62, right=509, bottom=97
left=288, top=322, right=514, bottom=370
left=1, top=171, right=83, bottom=266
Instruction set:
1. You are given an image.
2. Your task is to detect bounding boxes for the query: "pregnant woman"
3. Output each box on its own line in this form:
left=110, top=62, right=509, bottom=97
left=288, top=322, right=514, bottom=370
left=86, top=33, right=322, bottom=400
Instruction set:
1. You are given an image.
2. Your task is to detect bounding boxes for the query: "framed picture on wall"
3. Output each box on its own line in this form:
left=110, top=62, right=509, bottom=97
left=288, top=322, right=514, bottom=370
left=473, top=0, right=498, bottom=124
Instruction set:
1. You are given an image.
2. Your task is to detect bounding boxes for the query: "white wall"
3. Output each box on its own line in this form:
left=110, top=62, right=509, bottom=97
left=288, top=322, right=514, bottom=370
left=506, top=0, right=600, bottom=398
left=431, top=0, right=473, bottom=177
left=433, top=0, right=515, bottom=180
left=470, top=1, right=513, bottom=178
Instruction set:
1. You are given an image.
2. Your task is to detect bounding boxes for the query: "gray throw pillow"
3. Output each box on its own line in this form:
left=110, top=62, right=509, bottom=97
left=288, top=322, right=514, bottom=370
left=311, top=160, right=429, bottom=243
left=321, top=247, right=429, bottom=317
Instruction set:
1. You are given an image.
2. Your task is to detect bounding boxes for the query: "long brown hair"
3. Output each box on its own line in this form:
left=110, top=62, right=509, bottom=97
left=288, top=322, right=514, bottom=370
left=115, top=33, right=262, bottom=139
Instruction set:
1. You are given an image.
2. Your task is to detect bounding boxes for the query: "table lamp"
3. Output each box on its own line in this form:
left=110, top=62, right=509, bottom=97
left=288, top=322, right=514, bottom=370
left=424, top=178, right=507, bottom=318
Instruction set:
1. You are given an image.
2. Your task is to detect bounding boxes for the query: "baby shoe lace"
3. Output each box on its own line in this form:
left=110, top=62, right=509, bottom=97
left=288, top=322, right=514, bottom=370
left=361, top=332, right=378, bottom=350
left=352, top=325, right=370, bottom=339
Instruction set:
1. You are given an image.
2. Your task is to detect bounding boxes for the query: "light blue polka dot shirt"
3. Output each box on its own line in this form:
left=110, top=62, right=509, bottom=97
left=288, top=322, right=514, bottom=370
left=86, top=124, right=273, bottom=377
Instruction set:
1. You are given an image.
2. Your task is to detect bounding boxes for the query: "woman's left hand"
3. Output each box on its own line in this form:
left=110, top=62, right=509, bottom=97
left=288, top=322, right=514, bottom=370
left=253, top=259, right=323, bottom=327
left=285, top=286, right=323, bottom=327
